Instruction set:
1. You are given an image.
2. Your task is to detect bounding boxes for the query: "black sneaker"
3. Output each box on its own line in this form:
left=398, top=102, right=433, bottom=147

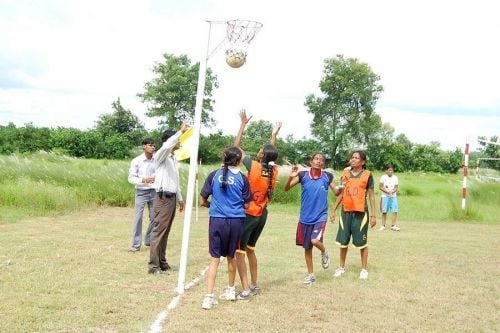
left=160, top=263, right=171, bottom=271
left=148, top=269, right=168, bottom=275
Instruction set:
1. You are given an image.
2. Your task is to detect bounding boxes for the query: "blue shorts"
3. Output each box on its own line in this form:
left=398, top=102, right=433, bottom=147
left=208, top=217, right=244, bottom=258
left=296, top=221, right=326, bottom=250
left=381, top=197, right=399, bottom=213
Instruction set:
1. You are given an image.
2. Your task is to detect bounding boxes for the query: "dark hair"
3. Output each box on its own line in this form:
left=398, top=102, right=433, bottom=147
left=351, top=150, right=367, bottom=169
left=262, top=144, right=278, bottom=200
left=384, top=164, right=394, bottom=170
left=310, top=152, right=326, bottom=163
left=142, top=138, right=155, bottom=145
left=220, top=147, right=242, bottom=191
left=161, top=130, right=177, bottom=143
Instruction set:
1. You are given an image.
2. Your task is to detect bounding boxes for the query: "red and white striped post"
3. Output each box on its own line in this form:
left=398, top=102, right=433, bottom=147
left=461, top=142, right=469, bottom=210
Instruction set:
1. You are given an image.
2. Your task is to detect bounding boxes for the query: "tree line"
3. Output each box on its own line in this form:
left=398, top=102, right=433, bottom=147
left=1, top=54, right=497, bottom=173
left=2, top=118, right=495, bottom=173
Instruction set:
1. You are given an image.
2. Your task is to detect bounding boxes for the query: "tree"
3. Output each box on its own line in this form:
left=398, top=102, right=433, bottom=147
left=240, top=120, right=273, bottom=156
left=477, top=135, right=500, bottom=170
left=138, top=53, right=218, bottom=128
left=95, top=98, right=146, bottom=146
left=198, top=131, right=234, bottom=164
left=304, top=55, right=384, bottom=166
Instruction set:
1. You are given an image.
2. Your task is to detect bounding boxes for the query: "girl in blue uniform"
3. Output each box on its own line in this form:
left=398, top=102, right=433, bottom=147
left=284, top=152, right=340, bottom=284
left=199, top=147, right=253, bottom=309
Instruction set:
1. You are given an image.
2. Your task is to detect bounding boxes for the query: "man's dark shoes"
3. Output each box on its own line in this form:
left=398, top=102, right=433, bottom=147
left=148, top=269, right=168, bottom=275
left=160, top=263, right=171, bottom=271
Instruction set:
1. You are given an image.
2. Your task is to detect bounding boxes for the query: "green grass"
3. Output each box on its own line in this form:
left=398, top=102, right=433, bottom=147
left=1, top=153, right=499, bottom=224
left=0, top=207, right=498, bottom=332
left=0, top=153, right=498, bottom=331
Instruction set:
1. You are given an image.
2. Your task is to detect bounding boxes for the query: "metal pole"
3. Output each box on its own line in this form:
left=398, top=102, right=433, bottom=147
left=177, top=21, right=212, bottom=294
left=461, top=142, right=469, bottom=210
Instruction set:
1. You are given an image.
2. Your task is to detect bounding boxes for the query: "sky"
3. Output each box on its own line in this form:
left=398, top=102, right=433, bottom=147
left=0, top=0, right=499, bottom=152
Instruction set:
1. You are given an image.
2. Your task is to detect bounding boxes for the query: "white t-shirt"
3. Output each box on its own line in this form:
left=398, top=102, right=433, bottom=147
left=380, top=174, right=398, bottom=198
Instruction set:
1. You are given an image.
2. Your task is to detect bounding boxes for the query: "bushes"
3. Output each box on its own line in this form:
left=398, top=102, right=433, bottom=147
left=0, top=123, right=466, bottom=173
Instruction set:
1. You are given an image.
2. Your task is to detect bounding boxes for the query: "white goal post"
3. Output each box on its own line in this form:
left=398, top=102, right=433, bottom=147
left=475, top=157, right=500, bottom=181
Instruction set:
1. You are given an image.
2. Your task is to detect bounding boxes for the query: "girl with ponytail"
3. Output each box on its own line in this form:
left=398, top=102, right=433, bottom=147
left=199, top=146, right=252, bottom=309
left=233, top=109, right=282, bottom=299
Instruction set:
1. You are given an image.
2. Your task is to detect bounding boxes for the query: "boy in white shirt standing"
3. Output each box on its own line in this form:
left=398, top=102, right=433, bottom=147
left=379, top=164, right=400, bottom=231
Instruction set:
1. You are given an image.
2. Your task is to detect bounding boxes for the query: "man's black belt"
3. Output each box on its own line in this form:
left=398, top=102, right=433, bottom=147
left=157, top=191, right=176, bottom=199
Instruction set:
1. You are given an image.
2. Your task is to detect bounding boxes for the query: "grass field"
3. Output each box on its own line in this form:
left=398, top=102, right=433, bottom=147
left=1, top=152, right=499, bottom=224
left=1, top=153, right=499, bottom=332
left=1, top=206, right=498, bottom=332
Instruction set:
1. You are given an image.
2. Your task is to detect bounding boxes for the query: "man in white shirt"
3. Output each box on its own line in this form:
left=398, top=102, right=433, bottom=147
left=148, top=122, right=188, bottom=274
left=128, top=138, right=156, bottom=252
left=379, top=164, right=400, bottom=231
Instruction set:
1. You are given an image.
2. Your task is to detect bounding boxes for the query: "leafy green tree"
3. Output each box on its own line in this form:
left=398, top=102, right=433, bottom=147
left=304, top=55, right=384, bottom=167
left=198, top=131, right=233, bottom=164
left=239, top=120, right=273, bottom=156
left=94, top=98, right=146, bottom=146
left=49, top=127, right=85, bottom=156
left=477, top=135, right=500, bottom=170
left=441, top=148, right=463, bottom=173
left=409, top=142, right=445, bottom=172
left=138, top=53, right=218, bottom=128
left=478, top=136, right=500, bottom=158
left=17, top=123, right=51, bottom=153
left=367, top=128, right=414, bottom=172
left=0, top=122, right=18, bottom=154
left=100, top=134, right=131, bottom=159
left=280, top=135, right=323, bottom=165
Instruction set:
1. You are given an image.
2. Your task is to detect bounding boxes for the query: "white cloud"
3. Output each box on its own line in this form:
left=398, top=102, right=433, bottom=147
left=0, top=0, right=499, bottom=151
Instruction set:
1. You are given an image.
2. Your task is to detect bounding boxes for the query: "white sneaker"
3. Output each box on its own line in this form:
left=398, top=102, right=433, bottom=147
left=202, top=294, right=218, bottom=310
left=390, top=225, right=401, bottom=231
left=359, top=269, right=369, bottom=280
left=303, top=274, right=316, bottom=285
left=379, top=225, right=386, bottom=231
left=219, top=286, right=236, bottom=301
left=321, top=251, right=331, bottom=269
left=333, top=267, right=346, bottom=277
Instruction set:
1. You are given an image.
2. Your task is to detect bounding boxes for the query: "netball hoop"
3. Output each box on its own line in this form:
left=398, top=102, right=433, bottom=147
left=225, top=20, right=263, bottom=68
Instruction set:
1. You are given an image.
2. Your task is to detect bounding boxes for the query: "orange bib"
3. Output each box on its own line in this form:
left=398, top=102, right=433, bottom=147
left=341, top=169, right=371, bottom=212
left=245, top=160, right=279, bottom=217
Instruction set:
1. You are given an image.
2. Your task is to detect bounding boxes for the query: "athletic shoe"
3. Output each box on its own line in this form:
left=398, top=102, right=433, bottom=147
left=128, top=247, right=140, bottom=253
left=303, top=274, right=316, bottom=285
left=359, top=268, right=369, bottom=280
left=202, top=294, right=218, bottom=310
left=219, top=287, right=236, bottom=301
left=379, top=225, right=386, bottom=231
left=236, top=291, right=252, bottom=301
left=250, top=285, right=261, bottom=295
left=333, top=267, right=346, bottom=277
left=148, top=269, right=168, bottom=275
left=321, top=251, right=331, bottom=269
left=390, top=225, right=401, bottom=231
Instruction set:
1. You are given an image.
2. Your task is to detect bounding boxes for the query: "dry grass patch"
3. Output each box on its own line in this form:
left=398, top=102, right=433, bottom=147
left=1, top=208, right=498, bottom=332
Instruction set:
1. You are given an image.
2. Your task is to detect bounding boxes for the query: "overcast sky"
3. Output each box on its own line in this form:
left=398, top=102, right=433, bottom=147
left=0, top=0, right=498, bottom=152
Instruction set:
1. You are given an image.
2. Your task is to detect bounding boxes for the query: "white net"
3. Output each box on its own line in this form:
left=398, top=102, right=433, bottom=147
left=475, top=158, right=500, bottom=182
left=225, top=20, right=263, bottom=67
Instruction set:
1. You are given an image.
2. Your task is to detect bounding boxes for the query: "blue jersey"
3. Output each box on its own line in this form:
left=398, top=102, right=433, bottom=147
left=200, top=167, right=252, bottom=218
left=298, top=169, right=334, bottom=224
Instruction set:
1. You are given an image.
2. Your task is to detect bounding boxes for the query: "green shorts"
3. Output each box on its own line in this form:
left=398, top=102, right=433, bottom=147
left=335, top=211, right=369, bottom=249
